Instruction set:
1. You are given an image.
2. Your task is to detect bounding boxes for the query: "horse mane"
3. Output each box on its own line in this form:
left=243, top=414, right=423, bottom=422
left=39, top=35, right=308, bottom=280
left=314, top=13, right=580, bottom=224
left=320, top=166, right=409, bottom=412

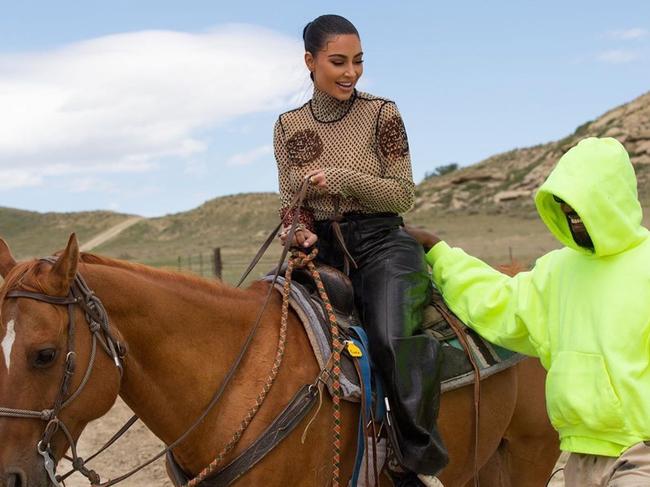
left=1, top=253, right=255, bottom=304
left=79, top=253, right=250, bottom=297
left=0, top=260, right=49, bottom=301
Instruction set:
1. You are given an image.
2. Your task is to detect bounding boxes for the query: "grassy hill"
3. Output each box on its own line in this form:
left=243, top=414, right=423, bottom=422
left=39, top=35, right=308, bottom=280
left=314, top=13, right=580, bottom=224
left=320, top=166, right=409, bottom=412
left=0, top=208, right=133, bottom=260
left=2, top=90, right=649, bottom=283
left=92, top=193, right=283, bottom=283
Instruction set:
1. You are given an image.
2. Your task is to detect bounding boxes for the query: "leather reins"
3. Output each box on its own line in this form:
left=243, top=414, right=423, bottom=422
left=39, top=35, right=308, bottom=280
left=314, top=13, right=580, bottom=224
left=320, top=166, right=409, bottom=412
left=85, top=177, right=316, bottom=487
left=0, top=177, right=315, bottom=487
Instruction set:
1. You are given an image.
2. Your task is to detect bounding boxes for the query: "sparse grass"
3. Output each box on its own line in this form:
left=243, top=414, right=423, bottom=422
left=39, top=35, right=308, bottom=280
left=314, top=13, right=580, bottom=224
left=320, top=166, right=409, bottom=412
left=463, top=182, right=483, bottom=192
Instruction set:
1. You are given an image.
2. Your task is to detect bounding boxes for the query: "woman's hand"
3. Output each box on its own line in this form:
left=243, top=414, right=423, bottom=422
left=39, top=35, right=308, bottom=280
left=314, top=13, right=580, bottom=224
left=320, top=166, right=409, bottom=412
left=279, top=226, right=319, bottom=249
left=403, top=225, right=442, bottom=251
left=306, top=170, right=328, bottom=191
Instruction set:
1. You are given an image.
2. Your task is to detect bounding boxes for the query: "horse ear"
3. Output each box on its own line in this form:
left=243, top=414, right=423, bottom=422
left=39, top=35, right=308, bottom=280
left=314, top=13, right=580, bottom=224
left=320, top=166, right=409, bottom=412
left=51, top=233, right=79, bottom=292
left=0, top=238, right=17, bottom=278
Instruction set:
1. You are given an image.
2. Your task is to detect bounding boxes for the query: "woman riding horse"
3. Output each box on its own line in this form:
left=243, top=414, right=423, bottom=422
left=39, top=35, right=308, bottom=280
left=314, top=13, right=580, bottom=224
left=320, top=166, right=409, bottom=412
left=273, top=15, right=446, bottom=484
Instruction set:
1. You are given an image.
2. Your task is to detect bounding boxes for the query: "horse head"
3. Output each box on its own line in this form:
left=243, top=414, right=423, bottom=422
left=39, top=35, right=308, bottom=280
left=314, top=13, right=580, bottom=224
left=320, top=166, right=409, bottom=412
left=0, top=235, right=122, bottom=487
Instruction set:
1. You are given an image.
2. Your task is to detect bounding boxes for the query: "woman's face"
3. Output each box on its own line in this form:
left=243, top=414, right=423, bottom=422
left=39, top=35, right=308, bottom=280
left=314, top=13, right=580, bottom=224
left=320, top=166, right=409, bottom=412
left=305, top=34, right=363, bottom=101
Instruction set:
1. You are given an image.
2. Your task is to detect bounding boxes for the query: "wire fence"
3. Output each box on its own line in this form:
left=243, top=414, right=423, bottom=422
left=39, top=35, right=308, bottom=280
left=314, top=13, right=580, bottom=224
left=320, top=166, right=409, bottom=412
left=176, top=248, right=281, bottom=281
left=175, top=248, right=224, bottom=279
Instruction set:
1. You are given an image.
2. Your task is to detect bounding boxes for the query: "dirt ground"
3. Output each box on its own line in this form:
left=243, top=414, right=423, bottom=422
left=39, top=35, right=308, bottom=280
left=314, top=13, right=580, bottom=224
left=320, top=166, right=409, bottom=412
left=59, top=398, right=172, bottom=487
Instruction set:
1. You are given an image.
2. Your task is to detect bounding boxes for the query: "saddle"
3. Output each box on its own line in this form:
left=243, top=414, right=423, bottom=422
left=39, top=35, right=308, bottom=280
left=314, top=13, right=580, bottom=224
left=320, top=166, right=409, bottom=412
left=276, top=261, right=357, bottom=322
left=262, top=262, right=524, bottom=485
left=265, top=264, right=363, bottom=400
left=271, top=262, right=524, bottom=395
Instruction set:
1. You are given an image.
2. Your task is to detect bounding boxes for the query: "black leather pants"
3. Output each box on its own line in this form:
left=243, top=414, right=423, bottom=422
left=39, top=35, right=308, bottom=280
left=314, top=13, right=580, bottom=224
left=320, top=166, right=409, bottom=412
left=314, top=213, right=448, bottom=475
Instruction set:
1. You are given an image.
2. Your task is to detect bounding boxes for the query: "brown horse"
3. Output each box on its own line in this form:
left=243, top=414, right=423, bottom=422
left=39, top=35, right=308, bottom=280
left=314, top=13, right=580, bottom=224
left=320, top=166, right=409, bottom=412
left=0, top=235, right=559, bottom=487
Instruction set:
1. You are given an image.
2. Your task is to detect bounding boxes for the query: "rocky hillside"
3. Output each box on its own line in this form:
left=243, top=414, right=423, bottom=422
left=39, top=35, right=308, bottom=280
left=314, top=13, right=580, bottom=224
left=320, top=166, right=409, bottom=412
left=412, top=91, right=650, bottom=217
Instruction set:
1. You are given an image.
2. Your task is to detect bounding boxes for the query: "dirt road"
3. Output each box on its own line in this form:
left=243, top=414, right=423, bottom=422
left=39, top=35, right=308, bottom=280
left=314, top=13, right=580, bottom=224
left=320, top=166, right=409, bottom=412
left=79, top=217, right=143, bottom=252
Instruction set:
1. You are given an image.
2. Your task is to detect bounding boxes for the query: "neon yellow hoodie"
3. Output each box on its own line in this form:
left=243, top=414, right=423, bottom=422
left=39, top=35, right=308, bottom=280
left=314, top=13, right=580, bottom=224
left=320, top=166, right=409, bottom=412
left=426, top=137, right=650, bottom=457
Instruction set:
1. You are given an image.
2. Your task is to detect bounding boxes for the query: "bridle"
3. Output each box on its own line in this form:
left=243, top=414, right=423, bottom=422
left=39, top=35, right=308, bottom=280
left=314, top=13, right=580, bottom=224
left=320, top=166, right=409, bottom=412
left=0, top=257, right=125, bottom=486
left=0, top=248, right=293, bottom=487
left=0, top=246, right=291, bottom=487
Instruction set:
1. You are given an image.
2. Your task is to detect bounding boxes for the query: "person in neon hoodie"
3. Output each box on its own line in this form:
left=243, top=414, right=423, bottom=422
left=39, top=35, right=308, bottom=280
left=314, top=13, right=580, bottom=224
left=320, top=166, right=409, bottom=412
left=407, top=137, right=650, bottom=486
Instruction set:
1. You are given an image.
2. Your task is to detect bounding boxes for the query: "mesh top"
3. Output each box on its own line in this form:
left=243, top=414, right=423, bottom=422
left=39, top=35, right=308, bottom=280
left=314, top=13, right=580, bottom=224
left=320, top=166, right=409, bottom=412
left=274, top=87, right=415, bottom=225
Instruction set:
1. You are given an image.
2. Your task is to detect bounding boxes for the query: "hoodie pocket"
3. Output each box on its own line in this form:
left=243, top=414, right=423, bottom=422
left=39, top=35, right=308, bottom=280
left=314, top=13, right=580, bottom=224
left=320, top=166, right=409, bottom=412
left=546, top=351, right=625, bottom=433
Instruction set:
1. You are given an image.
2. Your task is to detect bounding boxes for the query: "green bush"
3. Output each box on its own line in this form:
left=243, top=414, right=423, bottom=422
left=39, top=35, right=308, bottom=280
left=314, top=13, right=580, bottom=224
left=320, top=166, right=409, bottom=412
left=424, top=163, right=459, bottom=180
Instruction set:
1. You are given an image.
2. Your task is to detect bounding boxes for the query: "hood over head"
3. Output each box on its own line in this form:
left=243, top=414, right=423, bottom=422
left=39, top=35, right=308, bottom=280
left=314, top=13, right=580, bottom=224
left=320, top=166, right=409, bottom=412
left=535, top=137, right=647, bottom=256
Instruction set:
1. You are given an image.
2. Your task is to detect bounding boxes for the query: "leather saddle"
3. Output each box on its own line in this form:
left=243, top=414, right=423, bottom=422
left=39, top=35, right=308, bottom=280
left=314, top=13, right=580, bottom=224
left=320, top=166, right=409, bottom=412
left=275, top=261, right=358, bottom=324
left=275, top=262, right=524, bottom=391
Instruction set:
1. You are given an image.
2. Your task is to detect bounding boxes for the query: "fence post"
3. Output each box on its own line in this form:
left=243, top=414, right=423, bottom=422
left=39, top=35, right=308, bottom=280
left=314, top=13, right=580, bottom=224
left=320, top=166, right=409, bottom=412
left=213, top=247, right=222, bottom=280
left=177, top=256, right=181, bottom=272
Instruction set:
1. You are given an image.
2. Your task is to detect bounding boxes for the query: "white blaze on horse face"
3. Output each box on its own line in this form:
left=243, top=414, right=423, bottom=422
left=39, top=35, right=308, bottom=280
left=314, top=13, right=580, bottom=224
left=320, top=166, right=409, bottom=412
left=1, top=319, right=16, bottom=371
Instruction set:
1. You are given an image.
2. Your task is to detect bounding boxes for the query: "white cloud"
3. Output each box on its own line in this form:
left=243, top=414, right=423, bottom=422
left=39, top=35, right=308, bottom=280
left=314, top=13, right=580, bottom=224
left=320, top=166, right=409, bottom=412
left=597, top=49, right=640, bottom=64
left=0, top=169, right=43, bottom=189
left=226, top=144, right=273, bottom=166
left=0, top=25, right=305, bottom=184
left=68, top=177, right=116, bottom=193
left=607, top=28, right=648, bottom=40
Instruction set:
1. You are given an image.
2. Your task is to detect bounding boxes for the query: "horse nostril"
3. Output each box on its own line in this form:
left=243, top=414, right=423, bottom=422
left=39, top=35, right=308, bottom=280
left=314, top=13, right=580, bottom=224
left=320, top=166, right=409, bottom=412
left=6, top=470, right=26, bottom=487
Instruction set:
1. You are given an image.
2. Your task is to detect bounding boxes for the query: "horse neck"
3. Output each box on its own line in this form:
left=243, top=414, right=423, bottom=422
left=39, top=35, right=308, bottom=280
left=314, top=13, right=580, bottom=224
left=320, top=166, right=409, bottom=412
left=80, top=260, right=267, bottom=443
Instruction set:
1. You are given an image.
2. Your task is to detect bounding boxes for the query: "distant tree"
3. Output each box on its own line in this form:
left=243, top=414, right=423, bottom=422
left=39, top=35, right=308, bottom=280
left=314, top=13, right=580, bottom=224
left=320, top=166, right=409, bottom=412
left=423, top=162, right=459, bottom=180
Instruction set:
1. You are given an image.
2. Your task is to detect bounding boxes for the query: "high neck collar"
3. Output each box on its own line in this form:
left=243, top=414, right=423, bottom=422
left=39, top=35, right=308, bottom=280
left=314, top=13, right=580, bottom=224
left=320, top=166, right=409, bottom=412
left=309, top=86, right=356, bottom=123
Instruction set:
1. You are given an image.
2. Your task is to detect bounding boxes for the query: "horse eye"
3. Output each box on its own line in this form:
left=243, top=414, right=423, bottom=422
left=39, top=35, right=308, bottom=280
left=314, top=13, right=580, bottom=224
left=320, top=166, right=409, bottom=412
left=33, top=348, right=58, bottom=368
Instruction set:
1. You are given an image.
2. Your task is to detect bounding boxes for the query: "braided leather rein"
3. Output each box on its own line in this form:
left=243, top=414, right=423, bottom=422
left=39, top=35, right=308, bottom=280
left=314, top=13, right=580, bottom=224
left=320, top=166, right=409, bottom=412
left=184, top=248, right=345, bottom=487
left=0, top=176, right=342, bottom=487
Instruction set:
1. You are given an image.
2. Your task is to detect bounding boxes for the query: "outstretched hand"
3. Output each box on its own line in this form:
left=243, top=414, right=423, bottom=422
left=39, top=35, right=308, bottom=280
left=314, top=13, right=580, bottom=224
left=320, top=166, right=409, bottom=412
left=403, top=225, right=442, bottom=251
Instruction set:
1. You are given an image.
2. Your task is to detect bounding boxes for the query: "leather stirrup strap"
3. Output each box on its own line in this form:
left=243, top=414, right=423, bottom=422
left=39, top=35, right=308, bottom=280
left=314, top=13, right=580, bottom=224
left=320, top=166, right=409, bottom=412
left=432, top=301, right=481, bottom=487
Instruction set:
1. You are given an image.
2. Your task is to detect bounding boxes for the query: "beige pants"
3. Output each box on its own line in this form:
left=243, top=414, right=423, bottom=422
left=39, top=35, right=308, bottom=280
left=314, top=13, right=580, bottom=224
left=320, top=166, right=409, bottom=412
left=564, top=441, right=650, bottom=486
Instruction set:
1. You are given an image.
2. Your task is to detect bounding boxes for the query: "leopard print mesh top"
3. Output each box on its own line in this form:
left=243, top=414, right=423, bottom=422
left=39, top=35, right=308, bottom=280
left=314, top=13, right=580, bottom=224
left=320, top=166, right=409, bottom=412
left=274, top=87, right=415, bottom=228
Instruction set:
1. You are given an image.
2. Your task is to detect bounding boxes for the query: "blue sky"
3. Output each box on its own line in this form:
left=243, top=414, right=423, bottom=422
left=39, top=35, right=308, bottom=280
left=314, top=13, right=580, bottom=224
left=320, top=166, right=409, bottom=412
left=1, top=0, right=648, bottom=216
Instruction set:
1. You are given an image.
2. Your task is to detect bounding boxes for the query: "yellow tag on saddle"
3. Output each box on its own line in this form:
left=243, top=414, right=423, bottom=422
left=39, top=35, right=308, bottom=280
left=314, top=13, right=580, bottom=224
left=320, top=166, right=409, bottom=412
left=345, top=341, right=363, bottom=358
